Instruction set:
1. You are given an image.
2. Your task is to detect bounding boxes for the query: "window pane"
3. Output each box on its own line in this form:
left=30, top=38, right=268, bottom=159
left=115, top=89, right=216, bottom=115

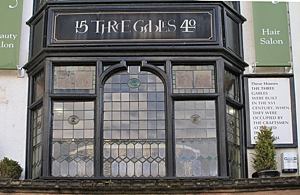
left=224, top=70, right=240, bottom=101
left=33, top=71, right=44, bottom=102
left=103, top=68, right=166, bottom=177
left=175, top=100, right=217, bottom=177
left=53, top=66, right=96, bottom=93
left=226, top=105, right=241, bottom=178
left=173, top=65, right=215, bottom=93
left=32, top=106, right=43, bottom=178
left=51, top=101, right=94, bottom=177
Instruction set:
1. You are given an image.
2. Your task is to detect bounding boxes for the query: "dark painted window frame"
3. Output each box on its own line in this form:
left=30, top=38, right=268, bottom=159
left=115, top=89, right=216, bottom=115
left=224, top=62, right=246, bottom=178
left=26, top=56, right=247, bottom=179
left=26, top=62, right=46, bottom=179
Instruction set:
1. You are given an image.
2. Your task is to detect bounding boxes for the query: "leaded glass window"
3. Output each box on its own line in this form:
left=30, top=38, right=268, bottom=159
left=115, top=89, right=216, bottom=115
left=103, top=66, right=166, bottom=177
left=174, top=100, right=218, bottom=177
left=51, top=101, right=94, bottom=177
left=172, top=65, right=215, bottom=93
left=226, top=105, right=241, bottom=178
left=224, top=70, right=240, bottom=101
left=32, top=106, right=43, bottom=178
left=53, top=66, right=96, bottom=93
left=33, top=71, right=45, bottom=102
left=28, top=59, right=245, bottom=179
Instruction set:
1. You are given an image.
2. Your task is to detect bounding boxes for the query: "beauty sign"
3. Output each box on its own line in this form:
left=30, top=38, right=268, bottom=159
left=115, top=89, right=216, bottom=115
left=0, top=0, right=23, bottom=69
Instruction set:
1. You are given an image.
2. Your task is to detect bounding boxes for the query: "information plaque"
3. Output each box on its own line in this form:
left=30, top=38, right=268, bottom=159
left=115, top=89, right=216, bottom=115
left=247, top=77, right=295, bottom=146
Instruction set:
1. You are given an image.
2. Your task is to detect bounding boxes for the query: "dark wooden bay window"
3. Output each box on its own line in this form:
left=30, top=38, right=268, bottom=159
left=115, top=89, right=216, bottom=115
left=26, top=1, right=247, bottom=179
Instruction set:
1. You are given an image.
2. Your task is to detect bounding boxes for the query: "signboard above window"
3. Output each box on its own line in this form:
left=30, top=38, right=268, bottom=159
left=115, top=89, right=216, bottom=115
left=49, top=8, right=216, bottom=45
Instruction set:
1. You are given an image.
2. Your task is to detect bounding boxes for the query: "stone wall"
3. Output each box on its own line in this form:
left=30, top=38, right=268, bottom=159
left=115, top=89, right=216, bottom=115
left=1, top=177, right=300, bottom=194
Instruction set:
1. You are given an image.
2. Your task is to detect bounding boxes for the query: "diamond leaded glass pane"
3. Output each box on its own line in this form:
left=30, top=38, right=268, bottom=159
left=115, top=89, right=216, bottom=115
left=32, top=106, right=43, bottom=178
left=51, top=101, right=94, bottom=177
left=226, top=105, right=241, bottom=178
left=103, top=67, right=166, bottom=177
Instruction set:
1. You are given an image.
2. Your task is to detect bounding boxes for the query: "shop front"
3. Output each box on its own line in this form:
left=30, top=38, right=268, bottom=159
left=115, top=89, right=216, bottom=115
left=25, top=0, right=247, bottom=179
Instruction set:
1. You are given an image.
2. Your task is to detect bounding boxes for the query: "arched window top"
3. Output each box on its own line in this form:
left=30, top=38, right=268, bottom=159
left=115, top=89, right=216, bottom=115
left=100, top=61, right=167, bottom=87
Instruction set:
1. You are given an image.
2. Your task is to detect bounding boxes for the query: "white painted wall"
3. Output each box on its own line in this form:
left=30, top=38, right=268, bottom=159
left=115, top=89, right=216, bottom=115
left=0, top=0, right=33, bottom=178
left=19, top=0, right=33, bottom=69
left=289, top=2, right=300, bottom=174
left=241, top=1, right=300, bottom=177
left=0, top=71, right=28, bottom=178
left=241, top=1, right=255, bottom=74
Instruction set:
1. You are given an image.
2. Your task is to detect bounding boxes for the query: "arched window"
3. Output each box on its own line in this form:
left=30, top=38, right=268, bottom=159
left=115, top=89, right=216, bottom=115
left=102, top=65, right=166, bottom=177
